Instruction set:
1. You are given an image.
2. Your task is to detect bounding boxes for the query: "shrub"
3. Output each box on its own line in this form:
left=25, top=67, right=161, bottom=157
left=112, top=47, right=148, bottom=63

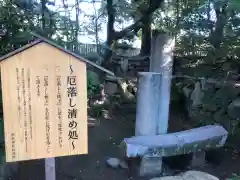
left=0, top=118, right=3, bottom=143
left=87, top=71, right=101, bottom=98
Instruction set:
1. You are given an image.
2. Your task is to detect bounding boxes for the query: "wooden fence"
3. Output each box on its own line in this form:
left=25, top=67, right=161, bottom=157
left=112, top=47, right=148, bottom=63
left=71, top=43, right=208, bottom=59
left=70, top=43, right=209, bottom=75
left=71, top=43, right=140, bottom=58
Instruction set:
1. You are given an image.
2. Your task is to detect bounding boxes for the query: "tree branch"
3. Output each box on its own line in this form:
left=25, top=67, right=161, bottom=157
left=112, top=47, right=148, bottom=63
left=114, top=0, right=164, bottom=40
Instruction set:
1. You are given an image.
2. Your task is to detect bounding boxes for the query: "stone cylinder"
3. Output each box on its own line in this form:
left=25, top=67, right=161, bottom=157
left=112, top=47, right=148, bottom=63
left=135, top=72, right=162, bottom=136
left=150, top=32, right=175, bottom=135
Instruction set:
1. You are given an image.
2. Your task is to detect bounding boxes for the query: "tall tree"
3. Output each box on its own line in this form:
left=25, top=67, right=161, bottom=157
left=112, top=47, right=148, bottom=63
left=135, top=0, right=152, bottom=55
left=102, top=0, right=164, bottom=69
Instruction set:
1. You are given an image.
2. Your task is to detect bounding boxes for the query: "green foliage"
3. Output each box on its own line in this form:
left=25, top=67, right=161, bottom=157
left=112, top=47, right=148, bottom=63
left=0, top=0, right=86, bottom=56
left=0, top=1, right=33, bottom=56
left=152, top=0, right=240, bottom=59
left=0, top=119, right=3, bottom=143
left=227, top=173, right=240, bottom=180
left=0, top=79, right=4, bottom=146
left=171, top=83, right=183, bottom=101
left=0, top=108, right=4, bottom=160
left=91, top=104, right=106, bottom=118
left=87, top=71, right=101, bottom=98
left=225, top=0, right=240, bottom=10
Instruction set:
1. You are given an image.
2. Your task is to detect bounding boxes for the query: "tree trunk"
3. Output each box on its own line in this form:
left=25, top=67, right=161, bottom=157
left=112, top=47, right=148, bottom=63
left=41, top=0, right=46, bottom=29
left=210, top=7, right=227, bottom=49
left=208, top=2, right=228, bottom=63
left=101, top=0, right=164, bottom=73
left=101, top=0, right=115, bottom=70
left=75, top=0, right=80, bottom=52
left=93, top=3, right=100, bottom=53
left=140, top=16, right=152, bottom=55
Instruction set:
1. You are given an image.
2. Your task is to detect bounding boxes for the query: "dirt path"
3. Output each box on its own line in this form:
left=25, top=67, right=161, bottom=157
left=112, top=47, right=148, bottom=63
left=13, top=104, right=240, bottom=180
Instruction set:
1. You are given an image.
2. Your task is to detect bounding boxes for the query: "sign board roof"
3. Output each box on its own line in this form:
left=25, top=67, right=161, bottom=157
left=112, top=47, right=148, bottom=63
left=0, top=32, right=114, bottom=76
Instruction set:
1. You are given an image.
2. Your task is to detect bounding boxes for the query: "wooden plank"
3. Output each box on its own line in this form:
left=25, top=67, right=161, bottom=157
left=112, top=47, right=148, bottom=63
left=0, top=42, right=88, bottom=162
left=122, top=125, right=228, bottom=158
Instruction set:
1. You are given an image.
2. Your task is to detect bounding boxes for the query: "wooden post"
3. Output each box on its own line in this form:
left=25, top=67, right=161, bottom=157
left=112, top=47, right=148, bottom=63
left=150, top=31, right=175, bottom=135
left=135, top=72, right=162, bottom=136
left=45, top=158, right=56, bottom=180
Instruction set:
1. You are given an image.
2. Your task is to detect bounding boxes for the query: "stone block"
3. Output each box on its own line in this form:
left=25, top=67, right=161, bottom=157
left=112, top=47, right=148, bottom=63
left=190, top=151, right=205, bottom=167
left=123, top=125, right=228, bottom=158
left=150, top=170, right=219, bottom=180
left=139, top=155, right=162, bottom=177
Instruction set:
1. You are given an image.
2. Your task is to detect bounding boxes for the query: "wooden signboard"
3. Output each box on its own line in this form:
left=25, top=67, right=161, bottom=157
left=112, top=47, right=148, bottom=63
left=0, top=41, right=89, bottom=162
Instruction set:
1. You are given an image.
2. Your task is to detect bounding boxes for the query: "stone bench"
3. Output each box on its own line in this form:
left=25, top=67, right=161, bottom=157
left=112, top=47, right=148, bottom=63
left=121, top=125, right=228, bottom=177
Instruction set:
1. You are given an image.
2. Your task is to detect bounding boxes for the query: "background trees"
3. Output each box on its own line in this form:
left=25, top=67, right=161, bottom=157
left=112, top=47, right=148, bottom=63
left=0, top=0, right=239, bottom=60
left=0, top=0, right=239, bottom=84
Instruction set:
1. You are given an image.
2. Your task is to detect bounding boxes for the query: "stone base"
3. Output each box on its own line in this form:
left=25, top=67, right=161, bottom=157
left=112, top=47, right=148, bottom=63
left=150, top=170, right=219, bottom=180
left=191, top=151, right=205, bottom=167
left=139, top=155, right=162, bottom=177
left=138, top=151, right=206, bottom=177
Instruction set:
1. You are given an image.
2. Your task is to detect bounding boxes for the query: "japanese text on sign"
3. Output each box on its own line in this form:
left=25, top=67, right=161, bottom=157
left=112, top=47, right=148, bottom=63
left=44, top=74, right=51, bottom=153
left=56, top=65, right=63, bottom=148
left=67, top=65, right=78, bottom=149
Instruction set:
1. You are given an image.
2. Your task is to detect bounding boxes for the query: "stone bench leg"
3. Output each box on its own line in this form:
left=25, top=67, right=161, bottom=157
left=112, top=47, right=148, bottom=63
left=191, top=151, right=206, bottom=167
left=139, top=154, right=162, bottom=177
left=139, top=151, right=206, bottom=177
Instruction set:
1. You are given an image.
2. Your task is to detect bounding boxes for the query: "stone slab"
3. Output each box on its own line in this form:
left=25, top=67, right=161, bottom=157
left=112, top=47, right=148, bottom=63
left=122, top=125, right=228, bottom=158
